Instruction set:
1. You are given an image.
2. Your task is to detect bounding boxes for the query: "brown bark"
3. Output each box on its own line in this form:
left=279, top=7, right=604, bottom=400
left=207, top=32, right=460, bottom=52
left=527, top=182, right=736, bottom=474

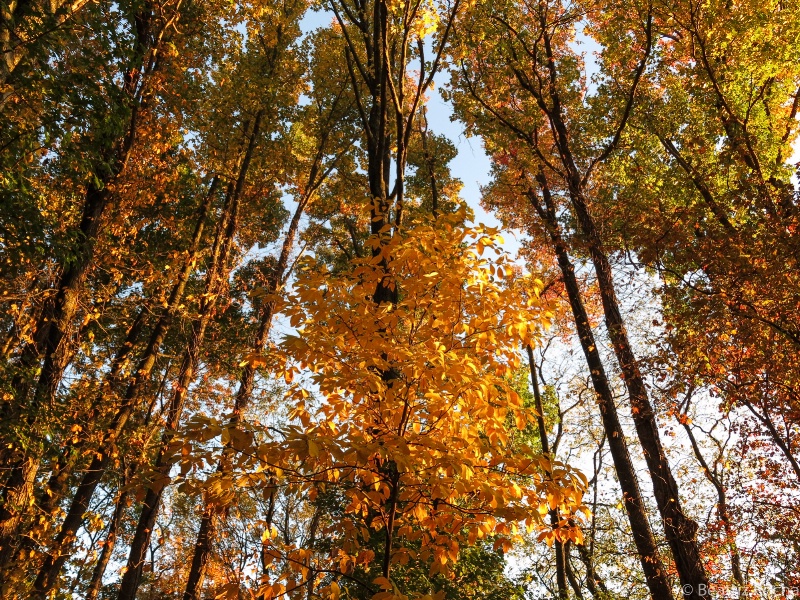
left=29, top=176, right=218, bottom=598
left=39, top=309, right=147, bottom=517
left=118, top=110, right=263, bottom=600
left=568, top=187, right=709, bottom=599
left=3, top=0, right=156, bottom=425
left=460, top=7, right=701, bottom=588
left=528, top=178, right=675, bottom=600
left=0, top=183, right=112, bottom=563
left=0, top=456, right=37, bottom=577
left=0, top=310, right=149, bottom=583
left=304, top=504, right=322, bottom=600
left=503, top=7, right=709, bottom=590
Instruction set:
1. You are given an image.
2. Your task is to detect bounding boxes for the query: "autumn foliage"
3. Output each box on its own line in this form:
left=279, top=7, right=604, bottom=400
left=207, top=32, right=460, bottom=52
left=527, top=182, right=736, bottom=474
left=1, top=0, right=799, bottom=598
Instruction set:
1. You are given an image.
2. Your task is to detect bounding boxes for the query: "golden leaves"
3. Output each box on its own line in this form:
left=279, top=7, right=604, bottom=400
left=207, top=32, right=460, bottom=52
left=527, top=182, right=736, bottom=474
left=246, top=214, right=589, bottom=578
left=171, top=214, right=587, bottom=597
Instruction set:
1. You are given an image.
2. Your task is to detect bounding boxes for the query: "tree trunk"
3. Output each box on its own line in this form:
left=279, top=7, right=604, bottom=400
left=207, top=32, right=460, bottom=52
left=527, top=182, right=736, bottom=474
left=118, top=110, right=263, bottom=600
left=568, top=185, right=710, bottom=599
left=530, top=31, right=710, bottom=588
left=39, top=309, right=147, bottom=517
left=0, top=184, right=111, bottom=561
left=529, top=176, right=675, bottom=600
left=509, top=10, right=710, bottom=594
left=117, top=312, right=216, bottom=600
left=0, top=310, right=148, bottom=582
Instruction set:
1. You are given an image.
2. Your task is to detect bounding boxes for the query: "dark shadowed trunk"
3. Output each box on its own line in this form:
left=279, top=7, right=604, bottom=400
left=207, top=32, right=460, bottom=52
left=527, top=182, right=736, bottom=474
left=528, top=174, right=675, bottom=600
left=530, top=14, right=709, bottom=592
left=117, top=110, right=263, bottom=600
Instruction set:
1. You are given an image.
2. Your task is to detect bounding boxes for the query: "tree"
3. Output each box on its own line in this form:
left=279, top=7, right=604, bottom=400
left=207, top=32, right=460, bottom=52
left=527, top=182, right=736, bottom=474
left=0, top=0, right=200, bottom=577
left=2, top=0, right=799, bottom=597
left=224, top=214, right=587, bottom=598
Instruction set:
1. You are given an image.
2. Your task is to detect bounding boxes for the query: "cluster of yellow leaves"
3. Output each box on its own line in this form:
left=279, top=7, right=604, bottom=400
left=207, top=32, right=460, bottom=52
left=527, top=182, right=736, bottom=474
left=175, top=213, right=587, bottom=600
left=254, top=213, right=587, bottom=598
left=385, top=0, right=440, bottom=40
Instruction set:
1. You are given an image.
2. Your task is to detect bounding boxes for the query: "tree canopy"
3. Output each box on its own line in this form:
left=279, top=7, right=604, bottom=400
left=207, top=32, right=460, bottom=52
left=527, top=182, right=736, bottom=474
left=0, top=0, right=798, bottom=599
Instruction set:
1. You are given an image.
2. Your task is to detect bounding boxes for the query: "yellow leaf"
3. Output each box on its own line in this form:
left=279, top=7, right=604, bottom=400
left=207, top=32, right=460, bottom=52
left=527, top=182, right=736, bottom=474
left=239, top=353, right=268, bottom=368
left=329, top=581, right=341, bottom=599
left=307, top=439, right=319, bottom=457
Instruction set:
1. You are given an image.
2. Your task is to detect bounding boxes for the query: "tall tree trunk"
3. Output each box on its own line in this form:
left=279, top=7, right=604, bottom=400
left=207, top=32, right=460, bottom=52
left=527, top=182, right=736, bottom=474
left=118, top=110, right=263, bottom=600
left=528, top=16, right=710, bottom=588
left=183, top=178, right=308, bottom=600
left=419, top=108, right=440, bottom=218
left=488, top=6, right=710, bottom=593
left=0, top=310, right=149, bottom=583
left=2, top=0, right=155, bottom=429
left=29, top=176, right=218, bottom=598
left=328, top=0, right=459, bottom=587
left=0, top=183, right=113, bottom=565
left=116, top=323, right=211, bottom=600
left=528, top=176, right=675, bottom=600
left=568, top=185, right=709, bottom=599
left=526, top=345, right=568, bottom=600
